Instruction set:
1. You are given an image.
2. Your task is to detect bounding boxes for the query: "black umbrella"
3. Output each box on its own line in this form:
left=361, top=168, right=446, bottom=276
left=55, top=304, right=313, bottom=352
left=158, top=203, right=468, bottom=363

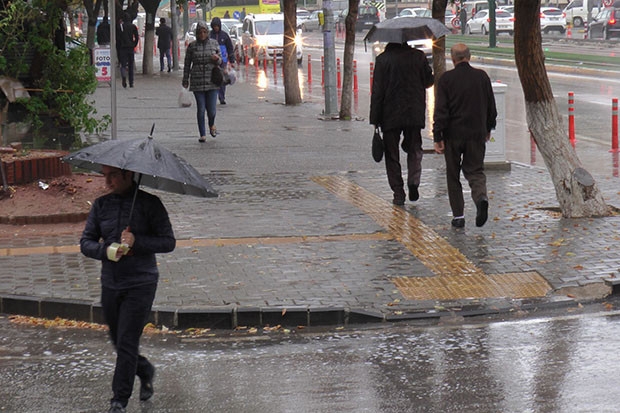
left=62, top=126, right=217, bottom=222
left=364, top=17, right=452, bottom=45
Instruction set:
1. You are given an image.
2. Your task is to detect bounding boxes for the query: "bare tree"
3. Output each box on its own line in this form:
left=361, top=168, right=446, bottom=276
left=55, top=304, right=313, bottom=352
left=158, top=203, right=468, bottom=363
left=139, top=0, right=158, bottom=75
left=283, top=0, right=301, bottom=105
left=83, top=0, right=104, bottom=50
left=431, top=0, right=448, bottom=81
left=338, top=0, right=358, bottom=120
left=514, top=1, right=608, bottom=217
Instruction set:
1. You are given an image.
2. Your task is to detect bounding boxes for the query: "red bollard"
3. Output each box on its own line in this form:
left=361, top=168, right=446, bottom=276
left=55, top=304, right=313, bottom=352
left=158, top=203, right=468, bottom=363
left=273, top=54, right=277, bottom=78
left=321, top=55, right=324, bottom=85
left=353, top=60, right=358, bottom=92
left=307, top=55, right=312, bottom=84
left=337, top=57, right=341, bottom=89
left=568, top=91, right=576, bottom=147
left=370, top=62, right=374, bottom=92
left=612, top=97, right=619, bottom=152
left=244, top=46, right=249, bottom=67
left=263, top=55, right=267, bottom=72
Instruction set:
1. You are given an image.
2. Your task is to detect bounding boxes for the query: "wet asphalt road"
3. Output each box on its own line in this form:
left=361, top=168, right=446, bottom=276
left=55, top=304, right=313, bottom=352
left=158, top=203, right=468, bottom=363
left=3, top=299, right=620, bottom=412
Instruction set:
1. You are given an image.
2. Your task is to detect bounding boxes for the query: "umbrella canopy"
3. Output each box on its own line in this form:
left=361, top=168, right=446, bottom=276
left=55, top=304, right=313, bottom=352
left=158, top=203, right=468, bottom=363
left=63, top=136, right=218, bottom=198
left=364, top=17, right=452, bottom=44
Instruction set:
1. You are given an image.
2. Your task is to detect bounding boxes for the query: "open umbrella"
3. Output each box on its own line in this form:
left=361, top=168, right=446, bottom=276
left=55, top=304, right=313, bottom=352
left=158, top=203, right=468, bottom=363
left=364, top=17, right=452, bottom=45
left=63, top=126, right=217, bottom=221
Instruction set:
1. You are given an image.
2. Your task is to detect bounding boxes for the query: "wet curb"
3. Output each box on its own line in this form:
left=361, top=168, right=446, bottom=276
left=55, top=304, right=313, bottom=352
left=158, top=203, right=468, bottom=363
left=0, top=212, right=88, bottom=225
left=0, top=293, right=582, bottom=329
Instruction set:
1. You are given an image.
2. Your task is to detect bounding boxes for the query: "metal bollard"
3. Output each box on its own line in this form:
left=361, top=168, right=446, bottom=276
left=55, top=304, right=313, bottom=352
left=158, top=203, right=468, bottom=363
left=353, top=60, right=358, bottom=92
left=321, top=55, right=324, bottom=86
left=568, top=91, right=576, bottom=147
left=612, top=98, right=619, bottom=152
left=337, top=57, right=341, bottom=89
left=307, top=55, right=312, bottom=84
left=370, top=62, right=374, bottom=92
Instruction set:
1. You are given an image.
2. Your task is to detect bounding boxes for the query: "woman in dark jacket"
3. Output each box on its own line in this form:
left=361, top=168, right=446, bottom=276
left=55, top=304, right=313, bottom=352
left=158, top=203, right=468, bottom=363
left=182, top=21, right=222, bottom=142
left=210, top=17, right=235, bottom=104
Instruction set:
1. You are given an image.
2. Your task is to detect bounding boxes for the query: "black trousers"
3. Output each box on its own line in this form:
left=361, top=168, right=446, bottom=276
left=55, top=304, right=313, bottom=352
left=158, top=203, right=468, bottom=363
left=443, top=137, right=487, bottom=217
left=118, top=47, right=135, bottom=85
left=102, top=283, right=157, bottom=407
left=383, top=127, right=423, bottom=198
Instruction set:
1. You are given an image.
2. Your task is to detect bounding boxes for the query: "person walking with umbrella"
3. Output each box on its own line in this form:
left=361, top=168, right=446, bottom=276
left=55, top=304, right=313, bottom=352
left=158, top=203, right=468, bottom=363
left=182, top=21, right=222, bottom=142
left=80, top=164, right=176, bottom=413
left=370, top=42, right=434, bottom=205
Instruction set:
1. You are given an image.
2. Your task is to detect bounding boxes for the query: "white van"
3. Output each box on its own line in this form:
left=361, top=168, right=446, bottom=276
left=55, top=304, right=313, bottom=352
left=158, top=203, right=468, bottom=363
left=239, top=14, right=303, bottom=64
left=563, top=0, right=601, bottom=27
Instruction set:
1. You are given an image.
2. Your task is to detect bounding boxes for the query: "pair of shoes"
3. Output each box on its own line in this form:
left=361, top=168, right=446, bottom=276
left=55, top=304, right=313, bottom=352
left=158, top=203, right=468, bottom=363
left=451, top=217, right=465, bottom=228
left=139, top=363, right=155, bottom=401
left=210, top=126, right=217, bottom=137
left=122, top=78, right=127, bottom=88
left=198, top=136, right=206, bottom=143
left=168, top=65, right=171, bottom=73
left=476, top=197, right=489, bottom=227
left=108, top=401, right=126, bottom=413
left=408, top=184, right=419, bottom=202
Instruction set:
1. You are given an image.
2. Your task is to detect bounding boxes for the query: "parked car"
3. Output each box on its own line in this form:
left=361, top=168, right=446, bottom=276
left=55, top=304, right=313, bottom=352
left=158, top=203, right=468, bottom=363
left=296, top=8, right=311, bottom=29
left=563, top=0, right=601, bottom=27
left=372, top=36, right=433, bottom=65
left=540, top=7, right=567, bottom=33
left=239, top=13, right=303, bottom=64
left=356, top=5, right=381, bottom=31
left=397, top=8, right=431, bottom=18
left=465, top=9, right=514, bottom=35
left=499, top=5, right=514, bottom=15
left=300, top=10, right=322, bottom=32
left=184, top=22, right=198, bottom=47
left=588, top=5, right=620, bottom=39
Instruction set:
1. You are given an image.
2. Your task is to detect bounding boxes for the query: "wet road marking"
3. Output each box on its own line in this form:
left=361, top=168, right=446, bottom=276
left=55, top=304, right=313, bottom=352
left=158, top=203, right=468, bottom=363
left=312, top=175, right=551, bottom=300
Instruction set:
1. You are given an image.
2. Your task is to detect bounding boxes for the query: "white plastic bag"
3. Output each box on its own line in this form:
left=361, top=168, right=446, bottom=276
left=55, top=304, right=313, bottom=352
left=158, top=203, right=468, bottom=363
left=178, top=87, right=192, bottom=108
left=225, top=67, right=237, bottom=86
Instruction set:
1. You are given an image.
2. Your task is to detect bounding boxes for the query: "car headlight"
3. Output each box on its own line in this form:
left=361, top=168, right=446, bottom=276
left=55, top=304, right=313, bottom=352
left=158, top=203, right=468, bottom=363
left=421, top=39, right=433, bottom=49
left=256, top=38, right=268, bottom=47
left=372, top=41, right=383, bottom=57
left=294, top=34, right=302, bottom=48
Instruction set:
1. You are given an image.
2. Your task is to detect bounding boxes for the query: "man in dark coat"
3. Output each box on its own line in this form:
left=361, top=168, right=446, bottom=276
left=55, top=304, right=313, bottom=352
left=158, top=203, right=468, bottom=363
left=116, top=12, right=139, bottom=88
left=210, top=17, right=235, bottom=104
left=433, top=43, right=497, bottom=228
left=81, top=165, right=176, bottom=412
left=155, top=17, right=173, bottom=72
left=370, top=42, right=434, bottom=205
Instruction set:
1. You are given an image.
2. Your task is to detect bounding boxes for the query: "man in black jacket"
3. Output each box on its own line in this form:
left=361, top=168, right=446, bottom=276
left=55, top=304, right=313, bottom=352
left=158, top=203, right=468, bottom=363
left=210, top=17, right=235, bottom=104
left=116, top=13, right=139, bottom=88
left=155, top=17, right=173, bottom=72
left=81, top=165, right=176, bottom=413
left=433, top=43, right=497, bottom=228
left=370, top=42, right=434, bottom=205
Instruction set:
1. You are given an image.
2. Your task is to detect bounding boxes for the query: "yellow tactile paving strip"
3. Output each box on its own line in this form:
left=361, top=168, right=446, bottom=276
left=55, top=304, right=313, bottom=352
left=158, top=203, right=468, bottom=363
left=312, top=175, right=551, bottom=300
left=0, top=233, right=392, bottom=257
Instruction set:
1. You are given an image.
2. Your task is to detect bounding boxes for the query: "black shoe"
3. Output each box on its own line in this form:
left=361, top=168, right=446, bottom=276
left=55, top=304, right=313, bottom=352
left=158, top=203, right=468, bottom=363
left=451, top=217, right=465, bottom=228
left=476, top=197, right=489, bottom=227
left=168, top=65, right=171, bottom=73
left=408, top=184, right=419, bottom=202
left=122, top=78, right=127, bottom=88
left=220, top=100, right=226, bottom=105
left=129, top=84, right=134, bottom=88
left=108, top=402, right=126, bottom=413
left=139, top=363, right=155, bottom=401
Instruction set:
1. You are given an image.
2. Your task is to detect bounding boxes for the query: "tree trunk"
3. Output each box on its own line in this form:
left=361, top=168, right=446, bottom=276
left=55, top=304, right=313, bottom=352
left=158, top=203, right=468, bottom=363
left=514, top=1, right=608, bottom=217
left=283, top=0, right=301, bottom=105
left=139, top=0, right=158, bottom=75
left=338, top=0, right=358, bottom=120
left=84, top=0, right=103, bottom=52
left=431, top=0, right=448, bottom=82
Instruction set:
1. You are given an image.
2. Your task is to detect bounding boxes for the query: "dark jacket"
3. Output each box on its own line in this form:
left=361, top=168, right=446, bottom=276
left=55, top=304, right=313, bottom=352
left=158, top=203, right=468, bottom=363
left=370, top=43, right=434, bottom=131
left=80, top=186, right=176, bottom=290
left=433, top=61, right=497, bottom=143
left=156, top=22, right=173, bottom=50
left=116, top=20, right=139, bottom=50
left=209, top=17, right=235, bottom=64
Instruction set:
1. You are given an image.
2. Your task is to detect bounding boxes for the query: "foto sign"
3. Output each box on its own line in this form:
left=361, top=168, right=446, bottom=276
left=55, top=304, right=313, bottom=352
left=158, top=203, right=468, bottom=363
left=94, top=47, right=111, bottom=82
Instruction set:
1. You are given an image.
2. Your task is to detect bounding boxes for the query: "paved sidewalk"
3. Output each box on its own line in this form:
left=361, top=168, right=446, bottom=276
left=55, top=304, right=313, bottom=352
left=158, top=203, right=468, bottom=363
left=1, top=65, right=619, bottom=329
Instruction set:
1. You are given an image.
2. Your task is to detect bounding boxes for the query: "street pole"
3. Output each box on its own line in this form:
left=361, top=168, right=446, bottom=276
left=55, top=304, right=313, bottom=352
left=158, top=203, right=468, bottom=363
left=110, top=3, right=117, bottom=139
left=488, top=0, right=496, bottom=48
left=172, top=3, right=179, bottom=70
left=322, top=0, right=338, bottom=118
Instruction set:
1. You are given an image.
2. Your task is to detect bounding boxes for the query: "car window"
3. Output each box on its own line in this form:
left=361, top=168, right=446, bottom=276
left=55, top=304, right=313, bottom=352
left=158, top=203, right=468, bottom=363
left=474, top=10, right=487, bottom=19
left=360, top=6, right=377, bottom=15
left=496, top=10, right=511, bottom=18
left=255, top=20, right=284, bottom=35
left=542, top=9, right=563, bottom=16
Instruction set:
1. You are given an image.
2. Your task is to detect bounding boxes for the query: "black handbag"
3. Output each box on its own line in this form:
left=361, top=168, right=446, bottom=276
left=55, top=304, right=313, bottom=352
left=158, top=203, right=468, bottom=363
left=372, top=127, right=384, bottom=163
left=211, top=65, right=224, bottom=87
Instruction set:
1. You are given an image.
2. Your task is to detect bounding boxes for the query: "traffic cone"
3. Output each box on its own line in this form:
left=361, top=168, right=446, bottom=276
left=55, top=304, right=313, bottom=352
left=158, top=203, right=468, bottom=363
left=567, top=24, right=572, bottom=38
